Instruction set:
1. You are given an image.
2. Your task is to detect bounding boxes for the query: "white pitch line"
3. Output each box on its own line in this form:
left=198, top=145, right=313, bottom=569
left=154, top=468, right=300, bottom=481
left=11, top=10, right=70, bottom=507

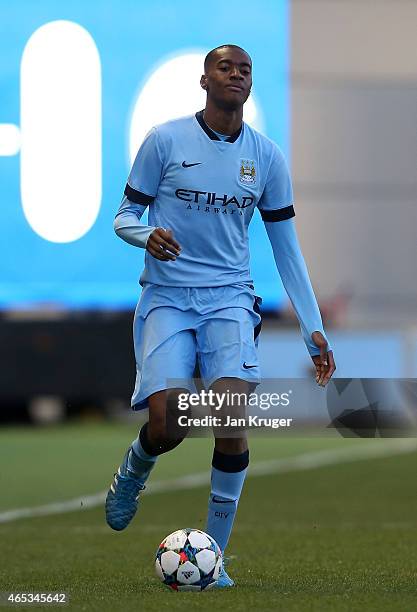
left=1, top=439, right=416, bottom=525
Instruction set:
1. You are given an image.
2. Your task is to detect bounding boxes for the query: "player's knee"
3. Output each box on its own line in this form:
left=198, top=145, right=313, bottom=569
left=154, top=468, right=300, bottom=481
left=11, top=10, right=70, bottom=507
left=148, top=388, right=190, bottom=449
left=148, top=418, right=188, bottom=450
left=215, top=437, right=248, bottom=456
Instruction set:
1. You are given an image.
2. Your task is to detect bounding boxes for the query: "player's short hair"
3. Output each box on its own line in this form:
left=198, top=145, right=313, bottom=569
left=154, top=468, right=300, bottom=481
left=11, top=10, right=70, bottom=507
left=204, top=45, right=251, bottom=72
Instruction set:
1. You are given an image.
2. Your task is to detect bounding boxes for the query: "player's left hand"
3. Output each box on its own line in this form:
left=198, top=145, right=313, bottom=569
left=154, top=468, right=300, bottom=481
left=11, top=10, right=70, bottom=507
left=311, top=331, right=336, bottom=387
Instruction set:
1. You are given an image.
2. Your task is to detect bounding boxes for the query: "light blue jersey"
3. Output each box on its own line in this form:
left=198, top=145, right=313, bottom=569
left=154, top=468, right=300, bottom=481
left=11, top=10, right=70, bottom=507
left=115, top=111, right=331, bottom=357
left=117, top=111, right=294, bottom=287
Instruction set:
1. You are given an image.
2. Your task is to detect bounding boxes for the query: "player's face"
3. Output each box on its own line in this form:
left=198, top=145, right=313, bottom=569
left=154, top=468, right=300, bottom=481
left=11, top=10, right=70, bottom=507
left=201, top=48, right=252, bottom=111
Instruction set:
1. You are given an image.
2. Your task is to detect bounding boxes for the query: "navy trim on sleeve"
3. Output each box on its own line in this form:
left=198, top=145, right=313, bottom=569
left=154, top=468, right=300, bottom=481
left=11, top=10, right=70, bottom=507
left=260, top=205, right=295, bottom=222
left=124, top=183, right=155, bottom=205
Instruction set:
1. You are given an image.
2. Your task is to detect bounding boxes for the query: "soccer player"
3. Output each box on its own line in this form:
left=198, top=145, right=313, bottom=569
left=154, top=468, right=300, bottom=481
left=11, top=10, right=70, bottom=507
left=105, top=44, right=336, bottom=587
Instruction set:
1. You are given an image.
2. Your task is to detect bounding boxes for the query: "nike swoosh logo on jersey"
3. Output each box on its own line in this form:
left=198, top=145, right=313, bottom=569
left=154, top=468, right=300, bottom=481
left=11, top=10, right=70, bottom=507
left=243, top=362, right=257, bottom=369
left=182, top=161, right=202, bottom=168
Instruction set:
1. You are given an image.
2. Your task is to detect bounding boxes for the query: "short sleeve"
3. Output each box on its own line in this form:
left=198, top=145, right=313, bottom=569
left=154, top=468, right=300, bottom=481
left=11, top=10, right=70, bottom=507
left=258, top=145, right=295, bottom=222
left=124, top=128, right=164, bottom=204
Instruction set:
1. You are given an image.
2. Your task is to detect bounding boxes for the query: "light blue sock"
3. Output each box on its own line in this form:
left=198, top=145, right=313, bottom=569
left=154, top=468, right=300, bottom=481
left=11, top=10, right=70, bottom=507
left=205, top=450, right=249, bottom=553
left=127, top=430, right=158, bottom=486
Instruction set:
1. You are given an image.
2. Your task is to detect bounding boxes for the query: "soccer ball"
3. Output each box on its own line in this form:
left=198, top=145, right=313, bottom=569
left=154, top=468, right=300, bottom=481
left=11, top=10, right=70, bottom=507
left=155, top=528, right=222, bottom=591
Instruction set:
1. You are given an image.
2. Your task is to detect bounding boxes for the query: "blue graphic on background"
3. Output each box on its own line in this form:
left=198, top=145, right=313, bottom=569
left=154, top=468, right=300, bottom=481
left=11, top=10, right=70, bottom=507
left=0, top=0, right=289, bottom=309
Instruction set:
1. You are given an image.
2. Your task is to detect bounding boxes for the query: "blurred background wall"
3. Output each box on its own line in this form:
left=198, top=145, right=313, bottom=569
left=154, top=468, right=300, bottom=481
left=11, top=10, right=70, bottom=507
left=291, top=0, right=417, bottom=328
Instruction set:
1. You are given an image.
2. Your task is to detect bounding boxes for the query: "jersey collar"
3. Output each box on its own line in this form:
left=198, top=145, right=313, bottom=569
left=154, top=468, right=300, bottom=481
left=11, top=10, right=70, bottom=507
left=195, top=110, right=242, bottom=143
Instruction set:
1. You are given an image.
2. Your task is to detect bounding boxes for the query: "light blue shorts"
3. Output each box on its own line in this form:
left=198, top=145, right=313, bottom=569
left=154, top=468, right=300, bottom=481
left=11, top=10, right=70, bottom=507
left=131, top=283, right=262, bottom=410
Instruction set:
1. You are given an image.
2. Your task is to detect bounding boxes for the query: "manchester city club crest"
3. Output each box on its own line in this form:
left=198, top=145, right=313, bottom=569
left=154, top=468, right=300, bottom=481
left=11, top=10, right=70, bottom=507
left=239, top=159, right=256, bottom=185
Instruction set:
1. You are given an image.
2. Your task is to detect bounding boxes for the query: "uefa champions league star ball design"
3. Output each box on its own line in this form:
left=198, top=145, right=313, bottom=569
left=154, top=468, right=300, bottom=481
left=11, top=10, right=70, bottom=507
left=155, top=528, right=222, bottom=591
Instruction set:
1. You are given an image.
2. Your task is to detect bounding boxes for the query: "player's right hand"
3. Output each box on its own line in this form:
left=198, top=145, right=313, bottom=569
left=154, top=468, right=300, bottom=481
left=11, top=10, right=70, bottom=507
left=146, top=227, right=181, bottom=261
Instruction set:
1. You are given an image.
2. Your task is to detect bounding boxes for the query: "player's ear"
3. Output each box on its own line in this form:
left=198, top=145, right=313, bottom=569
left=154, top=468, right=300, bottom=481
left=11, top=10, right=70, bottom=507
left=200, top=74, right=208, bottom=91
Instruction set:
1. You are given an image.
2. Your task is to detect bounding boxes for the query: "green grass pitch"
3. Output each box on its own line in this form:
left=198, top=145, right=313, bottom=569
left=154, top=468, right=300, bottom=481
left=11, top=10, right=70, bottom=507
left=1, top=423, right=417, bottom=611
